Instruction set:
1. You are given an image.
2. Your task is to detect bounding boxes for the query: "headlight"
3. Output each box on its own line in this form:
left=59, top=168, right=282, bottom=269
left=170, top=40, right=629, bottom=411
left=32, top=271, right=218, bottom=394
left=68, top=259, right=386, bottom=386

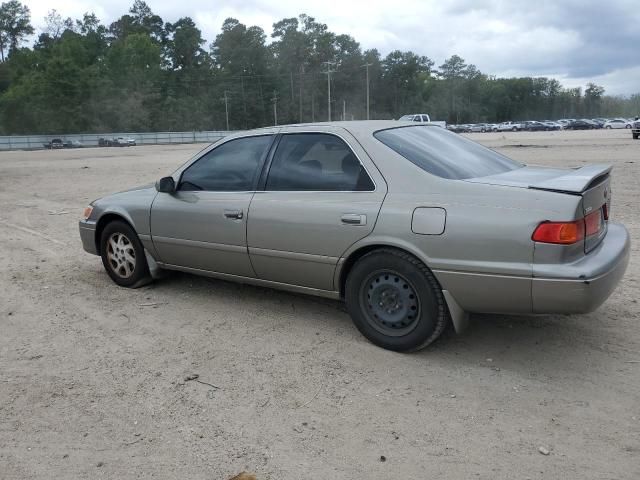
left=83, top=205, right=94, bottom=220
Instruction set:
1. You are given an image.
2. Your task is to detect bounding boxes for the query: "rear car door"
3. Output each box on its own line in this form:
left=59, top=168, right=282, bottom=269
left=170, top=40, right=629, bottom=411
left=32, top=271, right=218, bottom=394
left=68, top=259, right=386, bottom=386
left=247, top=127, right=387, bottom=291
left=150, top=134, right=275, bottom=276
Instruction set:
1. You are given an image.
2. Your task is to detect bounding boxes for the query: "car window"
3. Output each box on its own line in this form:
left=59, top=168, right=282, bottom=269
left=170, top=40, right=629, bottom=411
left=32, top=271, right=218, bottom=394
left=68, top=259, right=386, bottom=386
left=374, top=125, right=523, bottom=180
left=179, top=135, right=272, bottom=191
left=421, top=115, right=430, bottom=122
left=265, top=133, right=375, bottom=191
left=413, top=116, right=422, bottom=122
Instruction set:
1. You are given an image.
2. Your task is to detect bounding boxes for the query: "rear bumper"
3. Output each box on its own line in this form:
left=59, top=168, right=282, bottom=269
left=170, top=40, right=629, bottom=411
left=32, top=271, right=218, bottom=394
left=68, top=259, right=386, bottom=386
left=531, top=222, right=630, bottom=313
left=79, top=220, right=98, bottom=255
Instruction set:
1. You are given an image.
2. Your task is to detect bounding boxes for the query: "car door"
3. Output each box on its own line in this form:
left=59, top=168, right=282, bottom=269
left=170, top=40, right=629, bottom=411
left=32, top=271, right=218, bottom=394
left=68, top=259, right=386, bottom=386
left=247, top=127, right=387, bottom=291
left=150, top=133, right=275, bottom=276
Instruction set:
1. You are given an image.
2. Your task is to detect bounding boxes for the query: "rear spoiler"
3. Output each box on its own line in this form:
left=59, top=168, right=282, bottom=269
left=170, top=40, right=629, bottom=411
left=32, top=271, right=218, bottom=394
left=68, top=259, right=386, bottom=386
left=528, top=164, right=611, bottom=194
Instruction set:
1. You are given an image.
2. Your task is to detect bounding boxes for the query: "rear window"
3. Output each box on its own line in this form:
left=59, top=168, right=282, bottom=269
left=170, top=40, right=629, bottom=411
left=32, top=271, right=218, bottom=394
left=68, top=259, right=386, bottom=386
left=374, top=125, right=522, bottom=180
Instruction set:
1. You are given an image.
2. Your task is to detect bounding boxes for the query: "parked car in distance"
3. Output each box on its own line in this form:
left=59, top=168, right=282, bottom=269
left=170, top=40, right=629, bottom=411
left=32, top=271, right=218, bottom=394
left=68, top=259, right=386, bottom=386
left=43, top=138, right=64, bottom=149
left=62, top=140, right=84, bottom=148
left=542, top=121, right=563, bottom=130
left=469, top=123, right=490, bottom=132
left=566, top=119, right=595, bottom=130
left=522, top=121, right=547, bottom=131
left=496, top=121, right=522, bottom=132
left=446, top=124, right=471, bottom=133
left=604, top=118, right=632, bottom=129
left=79, top=121, right=630, bottom=352
left=399, top=114, right=446, bottom=128
left=99, top=137, right=137, bottom=147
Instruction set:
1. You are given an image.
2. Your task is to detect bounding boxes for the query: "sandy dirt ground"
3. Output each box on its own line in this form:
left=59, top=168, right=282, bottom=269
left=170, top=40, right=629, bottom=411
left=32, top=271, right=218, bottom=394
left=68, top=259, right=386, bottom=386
left=0, top=129, right=639, bottom=479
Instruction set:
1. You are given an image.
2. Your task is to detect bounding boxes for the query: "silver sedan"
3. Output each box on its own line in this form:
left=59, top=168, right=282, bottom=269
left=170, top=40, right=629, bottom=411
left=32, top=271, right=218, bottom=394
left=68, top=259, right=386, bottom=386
left=79, top=121, right=630, bottom=351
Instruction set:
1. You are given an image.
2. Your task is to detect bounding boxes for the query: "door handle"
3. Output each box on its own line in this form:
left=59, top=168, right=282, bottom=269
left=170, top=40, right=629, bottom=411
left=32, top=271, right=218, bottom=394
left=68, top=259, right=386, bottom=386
left=224, top=209, right=243, bottom=220
left=341, top=214, right=366, bottom=226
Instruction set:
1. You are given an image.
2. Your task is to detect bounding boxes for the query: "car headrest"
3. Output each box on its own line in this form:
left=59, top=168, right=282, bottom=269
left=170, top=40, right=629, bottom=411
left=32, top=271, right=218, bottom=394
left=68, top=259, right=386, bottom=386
left=341, top=153, right=360, bottom=176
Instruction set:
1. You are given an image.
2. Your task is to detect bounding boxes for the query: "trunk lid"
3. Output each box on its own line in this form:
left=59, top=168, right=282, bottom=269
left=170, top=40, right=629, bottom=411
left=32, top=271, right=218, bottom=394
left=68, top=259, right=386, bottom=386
left=465, top=164, right=612, bottom=252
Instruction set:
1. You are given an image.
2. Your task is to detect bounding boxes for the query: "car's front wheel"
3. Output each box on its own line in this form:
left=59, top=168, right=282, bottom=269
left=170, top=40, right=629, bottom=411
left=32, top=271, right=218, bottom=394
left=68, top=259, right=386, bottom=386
left=100, top=220, right=151, bottom=288
left=345, top=249, right=449, bottom=352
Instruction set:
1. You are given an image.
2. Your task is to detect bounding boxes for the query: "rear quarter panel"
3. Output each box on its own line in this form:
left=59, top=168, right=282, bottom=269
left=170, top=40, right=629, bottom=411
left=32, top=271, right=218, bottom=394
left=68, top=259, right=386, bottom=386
left=343, top=131, right=582, bottom=313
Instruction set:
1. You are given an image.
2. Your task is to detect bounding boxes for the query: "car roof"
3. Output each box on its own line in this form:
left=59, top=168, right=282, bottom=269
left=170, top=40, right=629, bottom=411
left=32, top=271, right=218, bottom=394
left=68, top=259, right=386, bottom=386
left=247, top=120, right=429, bottom=137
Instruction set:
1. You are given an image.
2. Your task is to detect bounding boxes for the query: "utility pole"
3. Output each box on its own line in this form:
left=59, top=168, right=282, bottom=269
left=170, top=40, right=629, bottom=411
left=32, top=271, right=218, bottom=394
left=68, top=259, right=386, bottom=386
left=299, top=64, right=304, bottom=123
left=342, top=99, right=346, bottom=121
left=272, top=90, right=278, bottom=126
left=362, top=63, right=372, bottom=120
left=323, top=61, right=335, bottom=122
left=223, top=91, right=230, bottom=131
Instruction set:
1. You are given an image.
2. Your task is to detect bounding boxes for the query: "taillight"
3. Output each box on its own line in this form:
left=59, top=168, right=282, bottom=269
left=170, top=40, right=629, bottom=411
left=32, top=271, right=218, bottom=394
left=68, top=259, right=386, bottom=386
left=532, top=220, right=585, bottom=244
left=584, top=209, right=602, bottom=236
left=532, top=206, right=607, bottom=245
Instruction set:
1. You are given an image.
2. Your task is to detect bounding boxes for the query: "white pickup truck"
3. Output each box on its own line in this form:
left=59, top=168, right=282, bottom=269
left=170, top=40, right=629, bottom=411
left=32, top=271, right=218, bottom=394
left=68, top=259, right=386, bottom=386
left=496, top=121, right=523, bottom=132
left=399, top=114, right=446, bottom=128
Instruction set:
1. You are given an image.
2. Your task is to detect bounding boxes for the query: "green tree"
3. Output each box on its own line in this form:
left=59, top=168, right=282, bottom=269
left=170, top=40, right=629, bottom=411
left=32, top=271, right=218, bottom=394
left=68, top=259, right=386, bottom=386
left=0, top=0, right=33, bottom=61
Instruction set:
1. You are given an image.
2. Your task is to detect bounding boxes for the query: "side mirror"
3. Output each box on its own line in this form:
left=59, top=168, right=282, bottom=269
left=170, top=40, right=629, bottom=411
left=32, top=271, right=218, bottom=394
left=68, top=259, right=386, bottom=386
left=156, top=176, right=176, bottom=193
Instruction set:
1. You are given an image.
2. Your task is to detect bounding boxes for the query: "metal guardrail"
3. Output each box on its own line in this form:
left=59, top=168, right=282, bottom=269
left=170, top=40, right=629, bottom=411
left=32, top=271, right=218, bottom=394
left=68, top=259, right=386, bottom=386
left=0, top=131, right=230, bottom=151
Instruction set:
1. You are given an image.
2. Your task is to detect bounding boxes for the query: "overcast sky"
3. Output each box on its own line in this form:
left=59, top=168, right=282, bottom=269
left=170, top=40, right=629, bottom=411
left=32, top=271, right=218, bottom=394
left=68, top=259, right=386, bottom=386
left=24, top=0, right=640, bottom=95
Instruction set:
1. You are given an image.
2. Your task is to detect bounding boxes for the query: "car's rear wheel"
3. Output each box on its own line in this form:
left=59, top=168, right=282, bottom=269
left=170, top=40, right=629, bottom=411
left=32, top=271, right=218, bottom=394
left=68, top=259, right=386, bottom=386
left=345, top=249, right=449, bottom=352
left=100, top=220, right=151, bottom=288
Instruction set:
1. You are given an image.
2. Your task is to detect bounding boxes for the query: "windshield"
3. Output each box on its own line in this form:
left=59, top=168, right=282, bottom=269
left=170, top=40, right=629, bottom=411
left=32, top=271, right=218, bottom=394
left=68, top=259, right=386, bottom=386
left=374, top=125, right=523, bottom=180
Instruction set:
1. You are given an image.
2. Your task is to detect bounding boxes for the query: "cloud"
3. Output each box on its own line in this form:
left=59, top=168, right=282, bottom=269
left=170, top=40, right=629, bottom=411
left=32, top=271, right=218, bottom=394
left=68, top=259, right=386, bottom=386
left=22, top=0, right=640, bottom=94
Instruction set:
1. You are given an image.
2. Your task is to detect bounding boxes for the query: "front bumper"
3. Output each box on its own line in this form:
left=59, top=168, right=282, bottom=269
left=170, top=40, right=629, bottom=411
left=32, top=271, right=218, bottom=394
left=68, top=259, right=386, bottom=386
left=79, top=220, right=98, bottom=255
left=532, top=223, right=630, bottom=313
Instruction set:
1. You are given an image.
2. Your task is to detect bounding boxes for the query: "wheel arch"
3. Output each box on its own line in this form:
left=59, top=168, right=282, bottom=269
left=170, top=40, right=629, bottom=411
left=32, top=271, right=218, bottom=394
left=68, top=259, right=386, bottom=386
left=336, top=239, right=437, bottom=298
left=94, top=211, right=136, bottom=254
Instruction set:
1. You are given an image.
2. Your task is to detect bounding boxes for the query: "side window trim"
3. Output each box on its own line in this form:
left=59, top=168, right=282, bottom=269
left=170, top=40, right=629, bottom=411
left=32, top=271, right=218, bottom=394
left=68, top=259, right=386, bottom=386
left=177, top=134, right=276, bottom=192
left=256, top=133, right=283, bottom=191
left=259, top=132, right=376, bottom=193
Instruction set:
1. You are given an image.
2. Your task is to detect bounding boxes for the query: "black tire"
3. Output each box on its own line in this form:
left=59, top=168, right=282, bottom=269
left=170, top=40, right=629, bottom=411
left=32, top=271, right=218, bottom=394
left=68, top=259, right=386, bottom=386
left=606, top=125, right=612, bottom=129
left=345, top=248, right=449, bottom=352
left=100, top=220, right=151, bottom=288
left=512, top=127, right=517, bottom=131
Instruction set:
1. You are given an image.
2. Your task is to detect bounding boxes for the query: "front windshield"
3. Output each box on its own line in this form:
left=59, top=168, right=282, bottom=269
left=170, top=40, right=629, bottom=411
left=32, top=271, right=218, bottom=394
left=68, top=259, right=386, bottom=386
left=374, top=125, right=523, bottom=180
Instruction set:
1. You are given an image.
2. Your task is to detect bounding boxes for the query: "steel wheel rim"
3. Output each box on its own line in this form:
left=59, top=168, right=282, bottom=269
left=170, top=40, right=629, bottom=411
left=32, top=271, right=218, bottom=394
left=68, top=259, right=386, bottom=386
left=360, top=270, right=421, bottom=337
left=106, top=232, right=136, bottom=279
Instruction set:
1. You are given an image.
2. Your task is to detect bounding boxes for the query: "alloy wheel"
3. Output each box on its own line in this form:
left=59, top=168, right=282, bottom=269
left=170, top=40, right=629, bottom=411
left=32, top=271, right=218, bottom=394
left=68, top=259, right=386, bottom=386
left=106, top=232, right=136, bottom=279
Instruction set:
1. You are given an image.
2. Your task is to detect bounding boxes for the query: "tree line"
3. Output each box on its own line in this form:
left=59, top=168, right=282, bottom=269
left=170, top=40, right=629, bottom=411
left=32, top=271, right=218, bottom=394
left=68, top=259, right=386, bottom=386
left=0, top=0, right=638, bottom=135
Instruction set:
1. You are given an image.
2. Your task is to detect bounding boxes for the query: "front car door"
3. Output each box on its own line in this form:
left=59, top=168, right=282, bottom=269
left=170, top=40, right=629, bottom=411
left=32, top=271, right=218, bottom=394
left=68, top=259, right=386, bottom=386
left=150, top=133, right=276, bottom=276
left=247, top=126, right=387, bottom=291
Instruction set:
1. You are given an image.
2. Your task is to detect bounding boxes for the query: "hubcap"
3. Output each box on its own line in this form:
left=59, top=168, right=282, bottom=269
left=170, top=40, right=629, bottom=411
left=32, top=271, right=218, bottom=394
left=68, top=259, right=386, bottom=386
left=360, top=271, right=420, bottom=336
left=106, top=232, right=136, bottom=279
